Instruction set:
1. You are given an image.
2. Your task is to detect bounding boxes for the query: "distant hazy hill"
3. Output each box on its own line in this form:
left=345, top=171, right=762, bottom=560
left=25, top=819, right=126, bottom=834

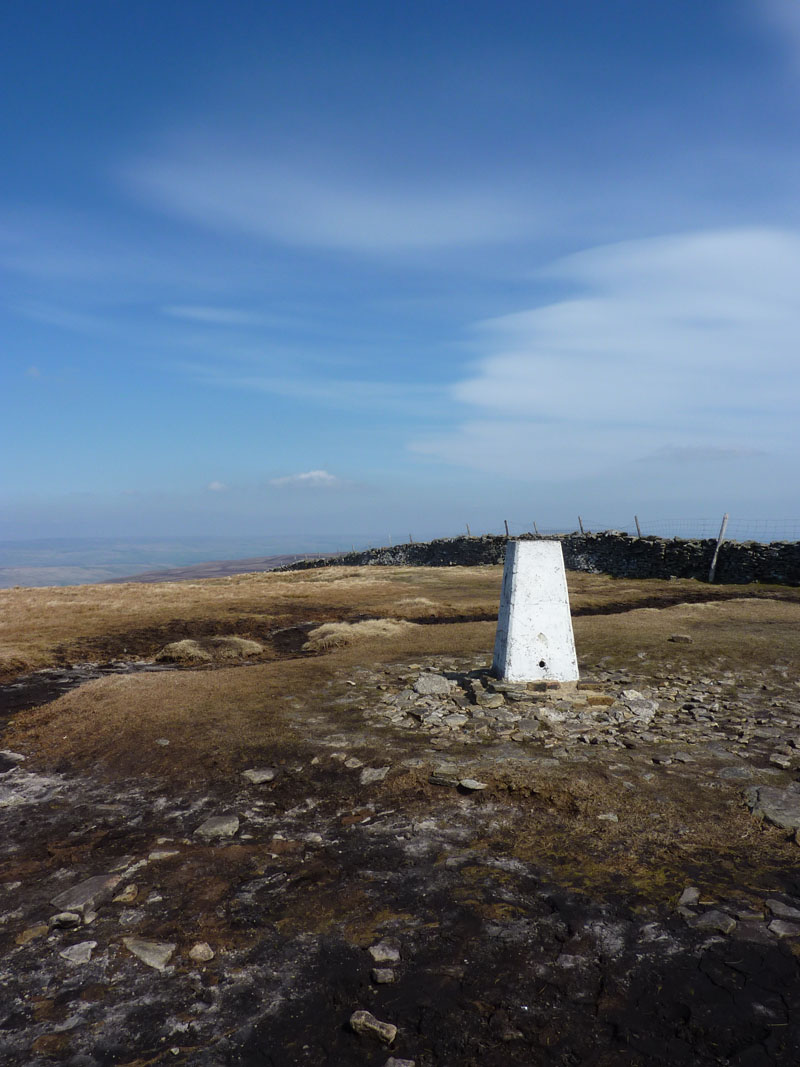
left=107, top=553, right=337, bottom=584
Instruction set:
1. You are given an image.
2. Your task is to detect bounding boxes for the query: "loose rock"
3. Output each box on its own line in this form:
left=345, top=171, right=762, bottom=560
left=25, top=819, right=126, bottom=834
left=15, top=924, right=48, bottom=945
left=122, top=936, right=176, bottom=970
left=413, top=674, right=451, bottom=696
left=49, top=911, right=82, bottom=929
left=768, top=919, right=800, bottom=939
left=59, top=940, right=96, bottom=965
left=360, top=766, right=389, bottom=785
left=242, top=768, right=277, bottom=785
left=195, top=814, right=240, bottom=840
left=368, top=941, right=401, bottom=964
left=459, top=778, right=488, bottom=791
left=350, top=1010, right=397, bottom=1045
left=189, top=941, right=215, bottom=962
left=113, top=884, right=138, bottom=904
left=690, top=910, right=736, bottom=935
left=50, top=873, right=121, bottom=916
left=765, top=898, right=800, bottom=922
left=745, top=783, right=800, bottom=832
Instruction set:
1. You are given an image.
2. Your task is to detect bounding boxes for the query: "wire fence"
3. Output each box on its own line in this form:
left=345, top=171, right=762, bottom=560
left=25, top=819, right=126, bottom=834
left=362, top=517, right=800, bottom=552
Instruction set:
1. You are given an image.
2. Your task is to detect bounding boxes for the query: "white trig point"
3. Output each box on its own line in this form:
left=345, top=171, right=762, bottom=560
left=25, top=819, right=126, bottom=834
left=492, top=540, right=579, bottom=682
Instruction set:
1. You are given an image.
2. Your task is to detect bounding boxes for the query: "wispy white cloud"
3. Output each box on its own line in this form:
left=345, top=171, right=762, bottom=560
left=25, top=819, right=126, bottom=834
left=269, top=470, right=340, bottom=489
left=182, top=362, right=444, bottom=415
left=206, top=480, right=227, bottom=491
left=753, top=0, right=800, bottom=69
left=164, top=305, right=263, bottom=326
left=639, top=445, right=767, bottom=464
left=125, top=147, right=537, bottom=252
left=413, top=228, right=800, bottom=478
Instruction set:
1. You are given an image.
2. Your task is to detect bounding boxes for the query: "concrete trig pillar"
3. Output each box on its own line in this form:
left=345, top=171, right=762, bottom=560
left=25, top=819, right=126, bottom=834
left=492, top=540, right=579, bottom=682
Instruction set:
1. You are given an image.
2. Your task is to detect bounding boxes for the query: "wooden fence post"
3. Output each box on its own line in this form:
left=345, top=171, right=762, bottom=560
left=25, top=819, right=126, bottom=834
left=578, top=516, right=585, bottom=534
left=634, top=515, right=642, bottom=538
left=708, top=513, right=729, bottom=583
left=533, top=521, right=539, bottom=536
left=504, top=519, right=509, bottom=537
left=466, top=524, right=471, bottom=538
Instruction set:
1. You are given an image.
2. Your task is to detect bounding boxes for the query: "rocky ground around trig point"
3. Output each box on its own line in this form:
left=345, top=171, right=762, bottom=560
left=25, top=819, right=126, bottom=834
left=2, top=642, right=800, bottom=1067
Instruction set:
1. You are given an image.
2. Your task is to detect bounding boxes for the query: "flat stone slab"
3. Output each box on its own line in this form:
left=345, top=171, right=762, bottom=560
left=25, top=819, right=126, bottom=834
left=195, top=815, right=240, bottom=840
left=242, top=768, right=277, bottom=784
left=745, top=783, right=800, bottom=832
left=51, top=874, right=121, bottom=916
left=123, top=937, right=176, bottom=970
left=360, top=766, right=389, bottom=785
left=690, top=910, right=736, bottom=935
left=766, top=899, right=800, bottom=922
left=60, top=940, right=97, bottom=965
left=413, top=674, right=452, bottom=696
left=768, top=920, right=800, bottom=939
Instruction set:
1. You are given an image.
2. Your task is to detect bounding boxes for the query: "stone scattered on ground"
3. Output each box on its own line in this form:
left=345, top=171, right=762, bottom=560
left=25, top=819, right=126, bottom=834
left=242, top=767, right=277, bottom=784
left=122, top=936, right=176, bottom=971
left=690, top=909, right=737, bottom=935
left=3, top=641, right=800, bottom=1064
left=458, top=777, right=487, bottom=791
left=766, top=898, right=800, bottom=921
left=746, top=783, right=800, bottom=832
left=195, top=814, right=240, bottom=840
left=368, top=941, right=401, bottom=964
left=49, top=911, right=81, bottom=929
left=112, top=884, right=138, bottom=904
left=360, top=766, right=390, bottom=785
left=350, top=1010, right=398, bottom=1045
left=59, top=940, right=96, bottom=965
left=188, top=941, right=215, bottom=962
left=15, top=924, right=48, bottom=945
left=768, top=919, right=800, bottom=939
left=50, top=874, right=121, bottom=916
left=413, top=674, right=452, bottom=696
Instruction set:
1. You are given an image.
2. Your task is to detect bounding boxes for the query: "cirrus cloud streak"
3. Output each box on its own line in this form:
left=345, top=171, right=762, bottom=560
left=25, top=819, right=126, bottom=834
left=413, top=228, right=800, bottom=479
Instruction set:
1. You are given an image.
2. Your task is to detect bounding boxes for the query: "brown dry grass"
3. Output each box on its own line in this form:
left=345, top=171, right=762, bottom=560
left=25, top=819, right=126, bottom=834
left=5, top=567, right=800, bottom=912
left=3, top=563, right=798, bottom=680
left=5, top=620, right=494, bottom=781
left=303, top=618, right=416, bottom=651
left=5, top=575, right=800, bottom=785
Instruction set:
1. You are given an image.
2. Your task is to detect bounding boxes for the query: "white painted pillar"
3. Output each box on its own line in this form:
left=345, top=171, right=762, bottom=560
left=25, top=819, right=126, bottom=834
left=492, top=540, right=579, bottom=682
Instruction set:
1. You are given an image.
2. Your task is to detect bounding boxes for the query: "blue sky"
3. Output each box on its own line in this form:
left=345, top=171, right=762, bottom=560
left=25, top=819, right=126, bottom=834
left=2, top=0, right=799, bottom=546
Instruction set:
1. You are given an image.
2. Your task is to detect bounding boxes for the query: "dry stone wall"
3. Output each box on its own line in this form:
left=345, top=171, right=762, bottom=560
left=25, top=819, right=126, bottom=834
left=284, top=532, right=800, bottom=585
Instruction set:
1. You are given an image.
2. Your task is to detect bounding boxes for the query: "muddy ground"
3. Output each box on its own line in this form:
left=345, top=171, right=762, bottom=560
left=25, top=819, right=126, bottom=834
left=1, top=567, right=800, bottom=1066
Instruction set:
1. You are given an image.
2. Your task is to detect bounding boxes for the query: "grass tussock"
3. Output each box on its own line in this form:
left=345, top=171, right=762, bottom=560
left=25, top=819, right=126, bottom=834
left=303, top=618, right=416, bottom=651
left=209, top=636, right=264, bottom=660
left=155, top=639, right=213, bottom=665
left=155, top=635, right=264, bottom=665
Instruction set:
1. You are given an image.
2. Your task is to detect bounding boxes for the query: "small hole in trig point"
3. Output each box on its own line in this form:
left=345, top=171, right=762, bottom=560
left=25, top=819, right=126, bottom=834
left=538, top=660, right=546, bottom=668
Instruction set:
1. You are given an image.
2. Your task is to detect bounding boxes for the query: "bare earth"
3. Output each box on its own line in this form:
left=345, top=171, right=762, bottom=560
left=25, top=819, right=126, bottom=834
left=1, top=566, right=799, bottom=1066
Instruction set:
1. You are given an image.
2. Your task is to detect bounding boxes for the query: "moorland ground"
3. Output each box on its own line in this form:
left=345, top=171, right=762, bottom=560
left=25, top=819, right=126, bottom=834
left=1, top=565, right=800, bottom=1066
